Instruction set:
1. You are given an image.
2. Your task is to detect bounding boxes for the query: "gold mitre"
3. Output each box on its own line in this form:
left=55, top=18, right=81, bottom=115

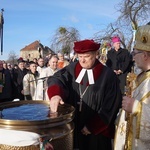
left=134, top=24, right=150, bottom=52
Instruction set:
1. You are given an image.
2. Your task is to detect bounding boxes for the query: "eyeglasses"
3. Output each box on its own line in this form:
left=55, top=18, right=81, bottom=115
left=131, top=51, right=143, bottom=56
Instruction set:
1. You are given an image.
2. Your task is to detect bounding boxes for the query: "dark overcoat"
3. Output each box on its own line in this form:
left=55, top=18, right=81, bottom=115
left=106, top=48, right=132, bottom=94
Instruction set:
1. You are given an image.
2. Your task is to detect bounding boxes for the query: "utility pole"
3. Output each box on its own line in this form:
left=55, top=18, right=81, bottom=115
left=0, top=8, right=4, bottom=55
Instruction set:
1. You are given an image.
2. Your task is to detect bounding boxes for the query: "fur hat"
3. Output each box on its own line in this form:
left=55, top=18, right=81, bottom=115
left=134, top=24, right=150, bottom=51
left=74, top=39, right=100, bottom=53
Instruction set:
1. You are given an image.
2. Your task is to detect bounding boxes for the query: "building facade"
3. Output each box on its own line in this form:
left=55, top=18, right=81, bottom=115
left=20, top=40, right=53, bottom=61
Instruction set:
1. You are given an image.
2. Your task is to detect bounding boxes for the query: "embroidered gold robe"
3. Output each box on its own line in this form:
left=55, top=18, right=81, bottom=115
left=114, top=71, right=150, bottom=150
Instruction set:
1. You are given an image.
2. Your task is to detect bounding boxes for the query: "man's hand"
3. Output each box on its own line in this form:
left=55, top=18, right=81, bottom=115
left=114, top=70, right=122, bottom=75
left=50, top=95, right=64, bottom=113
left=117, top=70, right=122, bottom=74
left=122, top=96, right=134, bottom=113
left=81, top=126, right=91, bottom=136
left=114, top=70, right=118, bottom=74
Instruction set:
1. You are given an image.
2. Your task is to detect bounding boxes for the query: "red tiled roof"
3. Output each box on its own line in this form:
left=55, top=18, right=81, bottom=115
left=20, top=40, right=40, bottom=51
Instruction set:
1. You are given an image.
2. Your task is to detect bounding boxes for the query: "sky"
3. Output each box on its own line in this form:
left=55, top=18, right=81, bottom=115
left=0, top=0, right=121, bottom=60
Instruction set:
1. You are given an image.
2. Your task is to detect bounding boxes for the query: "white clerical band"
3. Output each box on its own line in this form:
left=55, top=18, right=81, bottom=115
left=75, top=68, right=94, bottom=85
left=87, top=69, right=94, bottom=84
left=75, top=69, right=86, bottom=84
left=0, top=129, right=40, bottom=146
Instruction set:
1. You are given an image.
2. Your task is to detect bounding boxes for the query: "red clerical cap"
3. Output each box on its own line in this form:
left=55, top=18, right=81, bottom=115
left=74, top=39, right=100, bottom=53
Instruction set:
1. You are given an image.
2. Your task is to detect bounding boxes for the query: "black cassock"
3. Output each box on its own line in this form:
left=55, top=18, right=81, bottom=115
left=47, top=60, right=122, bottom=150
left=106, top=48, right=133, bottom=94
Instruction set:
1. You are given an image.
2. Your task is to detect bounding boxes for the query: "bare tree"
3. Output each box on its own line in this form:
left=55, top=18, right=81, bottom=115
left=94, top=22, right=130, bottom=50
left=116, top=0, right=150, bottom=50
left=94, top=0, right=150, bottom=51
left=116, top=0, right=150, bottom=28
left=7, top=51, right=18, bottom=65
left=51, top=26, right=80, bottom=54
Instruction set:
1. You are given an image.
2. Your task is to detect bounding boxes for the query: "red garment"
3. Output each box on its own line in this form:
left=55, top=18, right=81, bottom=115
left=57, top=61, right=64, bottom=69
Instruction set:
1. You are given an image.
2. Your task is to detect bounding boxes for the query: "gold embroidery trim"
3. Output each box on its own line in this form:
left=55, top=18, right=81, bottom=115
left=0, top=144, right=40, bottom=150
left=134, top=71, right=150, bottom=90
left=136, top=91, right=150, bottom=139
left=127, top=115, right=133, bottom=150
left=113, top=109, right=125, bottom=149
left=126, top=72, right=150, bottom=149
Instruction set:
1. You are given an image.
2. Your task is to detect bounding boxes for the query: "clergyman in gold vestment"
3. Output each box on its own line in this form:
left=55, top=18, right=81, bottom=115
left=114, top=23, right=150, bottom=150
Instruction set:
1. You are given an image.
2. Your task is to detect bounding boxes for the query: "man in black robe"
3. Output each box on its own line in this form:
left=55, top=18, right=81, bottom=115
left=106, top=36, right=133, bottom=94
left=47, top=39, right=122, bottom=150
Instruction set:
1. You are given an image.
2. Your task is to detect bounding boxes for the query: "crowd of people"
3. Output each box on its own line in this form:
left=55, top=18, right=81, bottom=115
left=0, top=52, right=74, bottom=102
left=0, top=23, right=150, bottom=150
